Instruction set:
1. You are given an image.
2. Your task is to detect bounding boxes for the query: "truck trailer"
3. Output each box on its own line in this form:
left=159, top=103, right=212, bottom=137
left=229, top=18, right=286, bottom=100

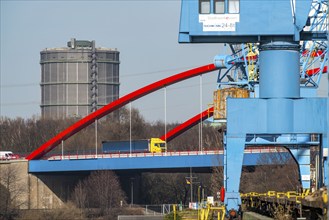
left=102, top=138, right=166, bottom=153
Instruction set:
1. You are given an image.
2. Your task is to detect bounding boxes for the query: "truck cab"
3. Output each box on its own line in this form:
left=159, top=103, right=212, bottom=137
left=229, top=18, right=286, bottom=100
left=150, top=138, right=166, bottom=153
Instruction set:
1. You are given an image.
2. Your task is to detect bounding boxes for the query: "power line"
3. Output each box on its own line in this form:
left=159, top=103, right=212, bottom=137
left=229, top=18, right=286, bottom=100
left=120, top=65, right=198, bottom=78
left=1, top=66, right=198, bottom=88
left=1, top=83, right=39, bottom=88
left=1, top=101, right=40, bottom=106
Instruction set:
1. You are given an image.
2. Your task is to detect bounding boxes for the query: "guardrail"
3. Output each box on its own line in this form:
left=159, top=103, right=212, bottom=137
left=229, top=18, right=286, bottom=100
left=46, top=147, right=288, bottom=161
left=244, top=147, right=288, bottom=154
left=47, top=150, right=223, bottom=161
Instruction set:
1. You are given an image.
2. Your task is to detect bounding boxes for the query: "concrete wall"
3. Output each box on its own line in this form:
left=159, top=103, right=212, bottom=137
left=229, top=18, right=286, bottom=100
left=0, top=160, right=85, bottom=210
left=28, top=172, right=65, bottom=209
left=0, top=160, right=31, bottom=209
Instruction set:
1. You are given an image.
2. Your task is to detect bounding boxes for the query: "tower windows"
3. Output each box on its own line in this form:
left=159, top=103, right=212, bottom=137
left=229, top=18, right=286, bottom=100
left=199, top=0, right=211, bottom=14
left=214, top=0, right=225, bottom=14
left=228, top=0, right=240, bottom=13
left=200, top=0, right=240, bottom=14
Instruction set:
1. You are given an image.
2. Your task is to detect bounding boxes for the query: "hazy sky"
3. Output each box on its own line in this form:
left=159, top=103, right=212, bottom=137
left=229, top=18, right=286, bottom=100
left=0, top=0, right=228, bottom=123
left=1, top=1, right=327, bottom=123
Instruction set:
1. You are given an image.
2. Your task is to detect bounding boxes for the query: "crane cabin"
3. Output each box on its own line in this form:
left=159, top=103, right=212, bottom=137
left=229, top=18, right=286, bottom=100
left=178, top=0, right=312, bottom=43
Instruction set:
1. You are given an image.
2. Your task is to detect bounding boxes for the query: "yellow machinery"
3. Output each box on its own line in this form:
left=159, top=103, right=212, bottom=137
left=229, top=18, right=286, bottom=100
left=213, top=88, right=249, bottom=120
left=171, top=200, right=226, bottom=220
left=199, top=203, right=226, bottom=220
left=246, top=43, right=258, bottom=81
left=240, top=190, right=312, bottom=206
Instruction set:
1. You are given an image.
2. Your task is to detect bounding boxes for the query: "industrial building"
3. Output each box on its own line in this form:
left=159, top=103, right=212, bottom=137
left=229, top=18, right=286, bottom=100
left=40, top=38, right=120, bottom=119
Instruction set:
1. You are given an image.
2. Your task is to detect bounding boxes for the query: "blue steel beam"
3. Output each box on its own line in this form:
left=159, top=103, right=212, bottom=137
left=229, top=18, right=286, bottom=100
left=28, top=152, right=290, bottom=173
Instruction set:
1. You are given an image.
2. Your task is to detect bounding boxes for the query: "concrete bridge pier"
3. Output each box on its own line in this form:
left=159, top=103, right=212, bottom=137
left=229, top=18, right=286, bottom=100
left=0, top=160, right=86, bottom=210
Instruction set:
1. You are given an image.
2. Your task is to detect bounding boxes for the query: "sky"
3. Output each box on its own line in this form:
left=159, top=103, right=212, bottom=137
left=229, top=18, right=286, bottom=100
left=0, top=0, right=228, bottom=123
left=0, top=0, right=328, bottom=123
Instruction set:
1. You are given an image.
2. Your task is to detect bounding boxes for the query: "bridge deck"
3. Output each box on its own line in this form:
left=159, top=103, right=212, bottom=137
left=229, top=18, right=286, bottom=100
left=28, top=150, right=290, bottom=173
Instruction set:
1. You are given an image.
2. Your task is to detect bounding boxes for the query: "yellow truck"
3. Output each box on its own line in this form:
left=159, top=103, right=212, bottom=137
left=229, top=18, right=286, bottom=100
left=102, top=138, right=166, bottom=153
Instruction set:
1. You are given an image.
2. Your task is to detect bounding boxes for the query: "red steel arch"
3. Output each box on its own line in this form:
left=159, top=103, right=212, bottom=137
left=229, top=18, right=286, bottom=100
left=26, top=64, right=217, bottom=160
left=160, top=107, right=214, bottom=142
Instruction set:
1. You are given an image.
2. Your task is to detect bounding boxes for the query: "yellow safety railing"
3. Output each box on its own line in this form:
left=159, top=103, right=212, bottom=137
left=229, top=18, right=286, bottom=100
left=241, top=189, right=316, bottom=204
left=199, top=203, right=226, bottom=220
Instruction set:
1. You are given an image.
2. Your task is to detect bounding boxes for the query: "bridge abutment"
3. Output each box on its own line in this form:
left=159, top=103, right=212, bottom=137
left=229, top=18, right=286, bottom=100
left=0, top=160, right=86, bottom=210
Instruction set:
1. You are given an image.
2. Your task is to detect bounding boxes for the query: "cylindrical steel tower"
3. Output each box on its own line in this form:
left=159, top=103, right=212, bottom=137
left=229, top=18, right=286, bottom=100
left=40, top=38, right=120, bottom=119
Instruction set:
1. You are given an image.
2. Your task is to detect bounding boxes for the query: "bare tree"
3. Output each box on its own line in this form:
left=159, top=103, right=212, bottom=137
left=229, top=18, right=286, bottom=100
left=240, top=150, right=301, bottom=193
left=72, top=181, right=87, bottom=210
left=141, top=173, right=190, bottom=204
left=210, top=165, right=224, bottom=198
left=0, top=165, right=27, bottom=219
left=140, top=172, right=212, bottom=205
left=0, top=117, right=79, bottom=155
left=72, top=170, right=126, bottom=216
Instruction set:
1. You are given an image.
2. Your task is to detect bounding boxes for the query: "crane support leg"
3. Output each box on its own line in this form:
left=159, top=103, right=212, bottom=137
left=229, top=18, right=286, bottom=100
left=322, top=135, right=328, bottom=186
left=288, top=147, right=311, bottom=189
left=224, top=135, right=245, bottom=216
left=224, top=41, right=328, bottom=214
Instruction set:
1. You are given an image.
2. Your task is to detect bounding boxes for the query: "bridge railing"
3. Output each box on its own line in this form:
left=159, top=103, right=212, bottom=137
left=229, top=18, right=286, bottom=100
left=44, top=146, right=288, bottom=161
left=46, top=150, right=224, bottom=161
left=244, top=146, right=288, bottom=154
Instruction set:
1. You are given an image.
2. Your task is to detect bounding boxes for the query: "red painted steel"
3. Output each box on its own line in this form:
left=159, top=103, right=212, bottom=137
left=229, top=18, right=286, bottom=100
left=26, top=64, right=217, bottom=160
left=160, top=106, right=214, bottom=142
left=306, top=66, right=327, bottom=76
left=220, top=186, right=225, bottom=202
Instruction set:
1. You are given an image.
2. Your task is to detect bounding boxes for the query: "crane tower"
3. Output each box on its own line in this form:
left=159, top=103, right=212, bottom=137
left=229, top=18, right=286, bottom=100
left=179, top=0, right=328, bottom=218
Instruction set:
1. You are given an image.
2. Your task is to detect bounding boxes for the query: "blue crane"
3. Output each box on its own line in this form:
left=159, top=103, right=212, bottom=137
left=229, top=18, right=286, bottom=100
left=179, top=0, right=328, bottom=218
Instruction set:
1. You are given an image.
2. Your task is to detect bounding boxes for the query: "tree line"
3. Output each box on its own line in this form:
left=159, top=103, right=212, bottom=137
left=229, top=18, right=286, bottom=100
left=0, top=107, right=222, bottom=155
left=0, top=108, right=301, bottom=219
